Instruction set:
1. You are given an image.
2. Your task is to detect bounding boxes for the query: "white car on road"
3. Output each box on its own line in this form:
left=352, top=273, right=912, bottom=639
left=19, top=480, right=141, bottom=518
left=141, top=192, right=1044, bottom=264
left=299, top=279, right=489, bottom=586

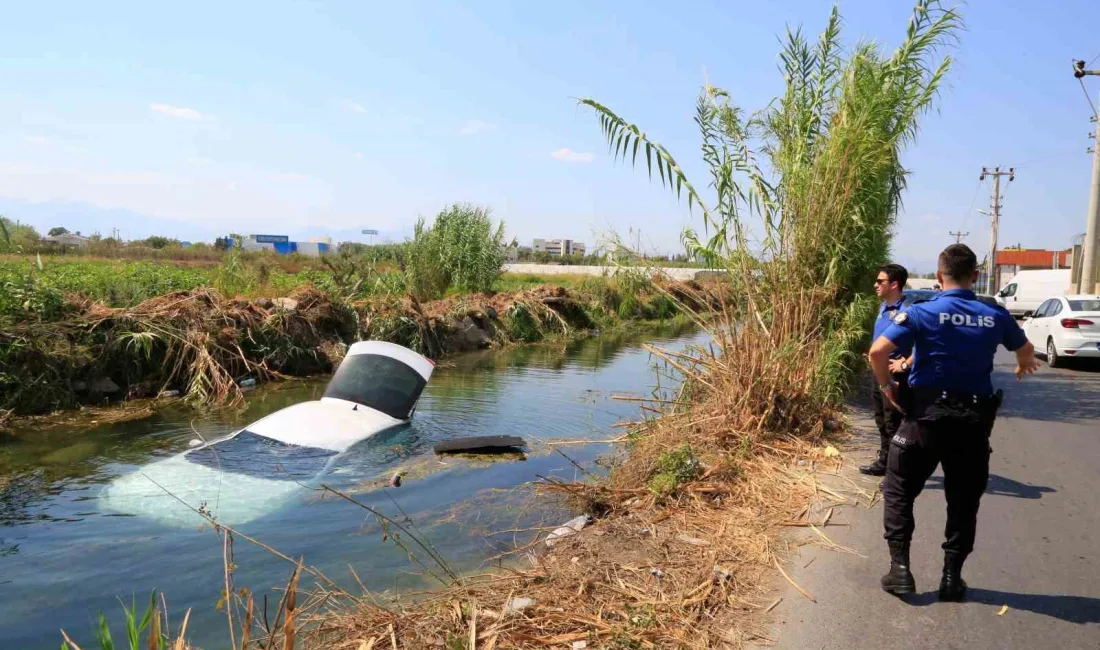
left=1022, top=296, right=1100, bottom=367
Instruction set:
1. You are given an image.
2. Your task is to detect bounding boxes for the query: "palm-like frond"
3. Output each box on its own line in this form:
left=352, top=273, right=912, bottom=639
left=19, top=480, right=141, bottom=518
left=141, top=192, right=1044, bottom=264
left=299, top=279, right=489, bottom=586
left=578, top=98, right=711, bottom=221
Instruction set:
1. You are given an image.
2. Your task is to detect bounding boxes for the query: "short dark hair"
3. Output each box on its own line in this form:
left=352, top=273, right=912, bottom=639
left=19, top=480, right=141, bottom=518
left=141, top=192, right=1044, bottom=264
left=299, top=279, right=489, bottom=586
left=878, top=263, right=908, bottom=290
left=938, top=244, right=978, bottom=280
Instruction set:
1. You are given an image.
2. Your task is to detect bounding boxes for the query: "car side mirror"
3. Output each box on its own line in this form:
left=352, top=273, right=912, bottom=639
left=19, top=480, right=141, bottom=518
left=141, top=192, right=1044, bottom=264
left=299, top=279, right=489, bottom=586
left=1022, top=310, right=1034, bottom=319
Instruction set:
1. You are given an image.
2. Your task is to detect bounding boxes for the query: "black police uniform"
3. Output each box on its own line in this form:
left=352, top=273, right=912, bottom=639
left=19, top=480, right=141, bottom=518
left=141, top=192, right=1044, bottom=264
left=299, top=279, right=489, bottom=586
left=862, top=297, right=913, bottom=476
left=877, top=288, right=1026, bottom=600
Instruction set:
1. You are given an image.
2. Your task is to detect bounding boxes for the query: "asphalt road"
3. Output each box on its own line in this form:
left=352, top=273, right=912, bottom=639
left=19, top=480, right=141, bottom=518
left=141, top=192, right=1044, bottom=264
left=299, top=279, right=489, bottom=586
left=767, top=350, right=1100, bottom=650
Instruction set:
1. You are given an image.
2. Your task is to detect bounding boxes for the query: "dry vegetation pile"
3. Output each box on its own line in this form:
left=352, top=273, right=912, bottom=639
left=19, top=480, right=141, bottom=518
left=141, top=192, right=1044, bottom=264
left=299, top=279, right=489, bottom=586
left=2, top=278, right=712, bottom=419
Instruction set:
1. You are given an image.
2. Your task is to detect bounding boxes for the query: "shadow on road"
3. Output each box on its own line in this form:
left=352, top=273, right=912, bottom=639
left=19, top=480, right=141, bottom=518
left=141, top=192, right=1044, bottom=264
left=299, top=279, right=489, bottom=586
left=994, top=369, right=1100, bottom=423
left=924, top=474, right=1056, bottom=499
left=903, top=589, right=1100, bottom=624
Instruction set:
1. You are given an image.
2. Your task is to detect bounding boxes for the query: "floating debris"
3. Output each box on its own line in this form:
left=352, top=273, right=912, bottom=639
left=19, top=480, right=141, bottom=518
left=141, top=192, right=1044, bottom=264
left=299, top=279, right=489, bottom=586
left=434, top=435, right=527, bottom=454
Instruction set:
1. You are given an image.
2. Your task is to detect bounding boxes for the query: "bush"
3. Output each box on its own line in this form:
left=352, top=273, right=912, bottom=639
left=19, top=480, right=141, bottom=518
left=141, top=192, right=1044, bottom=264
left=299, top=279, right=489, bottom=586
left=405, top=204, right=507, bottom=300
left=0, top=216, right=40, bottom=253
left=646, top=444, right=700, bottom=497
left=0, top=263, right=66, bottom=321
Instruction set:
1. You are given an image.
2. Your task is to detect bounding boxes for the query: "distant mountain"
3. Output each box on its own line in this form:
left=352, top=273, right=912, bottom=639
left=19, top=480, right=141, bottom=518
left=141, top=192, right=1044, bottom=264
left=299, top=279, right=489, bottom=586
left=0, top=198, right=415, bottom=245
left=0, top=198, right=219, bottom=242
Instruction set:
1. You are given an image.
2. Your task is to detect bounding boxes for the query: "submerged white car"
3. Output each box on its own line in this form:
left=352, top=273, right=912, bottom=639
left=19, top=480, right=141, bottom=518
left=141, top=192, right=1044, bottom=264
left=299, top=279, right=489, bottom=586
left=102, top=341, right=435, bottom=527
left=1022, top=296, right=1100, bottom=367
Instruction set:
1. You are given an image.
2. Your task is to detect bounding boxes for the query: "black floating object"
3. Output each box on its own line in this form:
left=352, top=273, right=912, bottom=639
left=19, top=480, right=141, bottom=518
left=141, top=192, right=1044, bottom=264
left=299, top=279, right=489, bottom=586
left=434, top=435, right=527, bottom=454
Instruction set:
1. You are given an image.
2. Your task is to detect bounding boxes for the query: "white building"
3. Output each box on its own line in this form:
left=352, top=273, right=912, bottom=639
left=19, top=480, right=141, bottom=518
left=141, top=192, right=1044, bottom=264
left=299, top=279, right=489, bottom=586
left=532, top=238, right=585, bottom=257
left=42, top=233, right=92, bottom=248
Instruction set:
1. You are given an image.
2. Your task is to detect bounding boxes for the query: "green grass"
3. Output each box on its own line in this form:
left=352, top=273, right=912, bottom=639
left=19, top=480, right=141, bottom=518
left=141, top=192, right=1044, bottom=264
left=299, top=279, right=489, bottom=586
left=0, top=253, right=652, bottom=318
left=0, top=255, right=404, bottom=312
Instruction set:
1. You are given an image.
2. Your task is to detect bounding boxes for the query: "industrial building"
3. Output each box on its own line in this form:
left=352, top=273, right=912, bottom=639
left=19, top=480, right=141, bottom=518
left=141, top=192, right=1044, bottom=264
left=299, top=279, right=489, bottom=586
left=532, top=238, right=585, bottom=257
left=230, top=234, right=331, bottom=257
left=993, top=247, right=1073, bottom=290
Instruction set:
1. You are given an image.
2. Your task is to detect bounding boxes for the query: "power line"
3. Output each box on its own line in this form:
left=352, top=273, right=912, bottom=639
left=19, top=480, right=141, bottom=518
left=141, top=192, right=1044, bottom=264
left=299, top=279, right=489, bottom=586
left=1079, top=78, right=1099, bottom=119
left=949, top=230, right=969, bottom=243
left=959, top=176, right=984, bottom=233
left=1090, top=52, right=1100, bottom=68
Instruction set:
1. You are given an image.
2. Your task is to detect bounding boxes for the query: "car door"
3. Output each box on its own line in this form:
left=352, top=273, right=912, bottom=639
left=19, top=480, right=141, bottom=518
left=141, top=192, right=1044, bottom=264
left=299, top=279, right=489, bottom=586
left=998, top=282, right=1018, bottom=313
left=1025, top=299, right=1052, bottom=347
left=1047, top=299, right=1065, bottom=349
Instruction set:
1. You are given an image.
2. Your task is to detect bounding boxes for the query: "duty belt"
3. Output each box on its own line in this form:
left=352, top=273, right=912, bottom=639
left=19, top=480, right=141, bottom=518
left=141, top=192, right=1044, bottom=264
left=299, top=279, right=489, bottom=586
left=907, top=387, right=1004, bottom=422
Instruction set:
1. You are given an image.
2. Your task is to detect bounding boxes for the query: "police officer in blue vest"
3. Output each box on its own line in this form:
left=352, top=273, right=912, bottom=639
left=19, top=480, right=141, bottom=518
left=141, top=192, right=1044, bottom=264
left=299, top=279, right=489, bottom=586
left=860, top=263, right=913, bottom=477
left=868, top=244, right=1041, bottom=601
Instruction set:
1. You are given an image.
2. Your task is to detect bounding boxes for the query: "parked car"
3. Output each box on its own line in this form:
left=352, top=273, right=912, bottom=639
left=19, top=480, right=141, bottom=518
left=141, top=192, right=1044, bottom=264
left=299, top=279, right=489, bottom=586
left=903, top=289, right=937, bottom=303
left=1022, top=296, right=1100, bottom=367
left=102, top=340, right=435, bottom=527
left=903, top=289, right=997, bottom=307
left=996, top=269, right=1072, bottom=317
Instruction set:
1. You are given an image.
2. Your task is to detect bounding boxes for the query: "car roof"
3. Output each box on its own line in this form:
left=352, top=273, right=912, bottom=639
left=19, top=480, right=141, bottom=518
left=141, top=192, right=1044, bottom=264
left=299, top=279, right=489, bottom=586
left=1063, top=295, right=1100, bottom=300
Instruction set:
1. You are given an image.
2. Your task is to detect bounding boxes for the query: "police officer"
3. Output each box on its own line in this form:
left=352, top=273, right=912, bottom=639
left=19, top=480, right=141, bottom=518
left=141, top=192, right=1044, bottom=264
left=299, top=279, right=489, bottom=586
left=860, top=263, right=913, bottom=477
left=868, top=244, right=1041, bottom=601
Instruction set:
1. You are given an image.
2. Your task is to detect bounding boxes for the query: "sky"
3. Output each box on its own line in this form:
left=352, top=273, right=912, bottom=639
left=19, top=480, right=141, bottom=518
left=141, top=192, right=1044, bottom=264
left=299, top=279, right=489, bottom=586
left=2, top=0, right=1099, bottom=271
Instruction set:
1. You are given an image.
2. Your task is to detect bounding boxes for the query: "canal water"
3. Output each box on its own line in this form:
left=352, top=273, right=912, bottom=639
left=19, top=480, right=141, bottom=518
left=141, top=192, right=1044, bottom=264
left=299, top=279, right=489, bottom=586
left=0, top=325, right=705, bottom=649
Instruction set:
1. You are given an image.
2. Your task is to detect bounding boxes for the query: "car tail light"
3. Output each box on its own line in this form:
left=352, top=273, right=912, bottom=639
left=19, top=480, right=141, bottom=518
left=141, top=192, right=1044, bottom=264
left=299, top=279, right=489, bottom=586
left=1061, top=318, right=1095, bottom=328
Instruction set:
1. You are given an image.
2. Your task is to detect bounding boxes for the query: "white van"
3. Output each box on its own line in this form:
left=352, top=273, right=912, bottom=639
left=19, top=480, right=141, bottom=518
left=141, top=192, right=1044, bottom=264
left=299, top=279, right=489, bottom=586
left=996, top=269, right=1072, bottom=317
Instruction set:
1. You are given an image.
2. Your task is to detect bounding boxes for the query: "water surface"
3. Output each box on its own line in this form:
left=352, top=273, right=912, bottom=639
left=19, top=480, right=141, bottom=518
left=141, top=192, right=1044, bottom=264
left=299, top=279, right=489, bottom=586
left=0, top=325, right=704, bottom=649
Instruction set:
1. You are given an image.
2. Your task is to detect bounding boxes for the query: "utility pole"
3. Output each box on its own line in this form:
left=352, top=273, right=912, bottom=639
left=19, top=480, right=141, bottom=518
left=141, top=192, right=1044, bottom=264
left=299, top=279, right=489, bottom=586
left=979, top=167, right=1014, bottom=295
left=1074, top=60, right=1100, bottom=293
left=949, top=231, right=969, bottom=244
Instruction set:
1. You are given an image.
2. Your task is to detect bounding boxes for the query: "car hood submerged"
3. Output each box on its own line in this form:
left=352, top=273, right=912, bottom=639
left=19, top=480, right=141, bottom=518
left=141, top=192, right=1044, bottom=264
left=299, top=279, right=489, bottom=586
left=101, top=399, right=407, bottom=528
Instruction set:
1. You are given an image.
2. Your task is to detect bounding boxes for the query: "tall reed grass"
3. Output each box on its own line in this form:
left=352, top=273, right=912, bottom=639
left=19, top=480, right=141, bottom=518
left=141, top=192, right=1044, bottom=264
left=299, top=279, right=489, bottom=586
left=584, top=0, right=959, bottom=411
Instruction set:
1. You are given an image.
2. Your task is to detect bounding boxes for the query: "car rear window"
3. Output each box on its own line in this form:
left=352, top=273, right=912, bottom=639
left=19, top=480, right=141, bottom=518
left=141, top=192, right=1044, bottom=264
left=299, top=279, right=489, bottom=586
left=1068, top=299, right=1100, bottom=312
left=323, top=353, right=426, bottom=420
left=904, top=290, right=936, bottom=302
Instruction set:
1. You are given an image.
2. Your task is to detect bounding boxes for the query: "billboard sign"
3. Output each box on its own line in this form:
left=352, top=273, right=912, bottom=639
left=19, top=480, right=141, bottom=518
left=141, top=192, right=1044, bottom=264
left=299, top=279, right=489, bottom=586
left=362, top=229, right=379, bottom=235
left=253, top=234, right=290, bottom=244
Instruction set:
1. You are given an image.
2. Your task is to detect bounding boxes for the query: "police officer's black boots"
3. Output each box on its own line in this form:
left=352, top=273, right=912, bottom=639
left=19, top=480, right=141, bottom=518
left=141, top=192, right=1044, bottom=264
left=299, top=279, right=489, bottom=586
left=859, top=451, right=888, bottom=477
left=881, top=541, right=916, bottom=595
left=938, top=552, right=968, bottom=602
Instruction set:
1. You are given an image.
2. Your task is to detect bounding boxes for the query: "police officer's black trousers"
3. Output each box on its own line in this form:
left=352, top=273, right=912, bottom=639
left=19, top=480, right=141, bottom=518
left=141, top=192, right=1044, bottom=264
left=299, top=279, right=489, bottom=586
left=882, top=417, right=991, bottom=557
left=871, top=373, right=907, bottom=460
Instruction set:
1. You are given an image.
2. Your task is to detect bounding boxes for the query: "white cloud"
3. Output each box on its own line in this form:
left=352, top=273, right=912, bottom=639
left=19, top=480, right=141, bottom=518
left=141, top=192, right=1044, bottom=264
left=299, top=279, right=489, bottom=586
left=550, top=148, right=594, bottom=164
left=352, top=152, right=364, bottom=159
left=150, top=103, right=210, bottom=121
left=458, top=120, right=494, bottom=135
left=24, top=135, right=87, bottom=153
left=341, top=100, right=367, bottom=114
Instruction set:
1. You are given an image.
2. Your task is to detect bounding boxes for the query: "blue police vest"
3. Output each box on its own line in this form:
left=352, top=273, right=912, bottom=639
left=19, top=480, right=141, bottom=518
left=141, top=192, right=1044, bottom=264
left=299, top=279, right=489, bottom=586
left=873, top=298, right=912, bottom=361
left=882, top=288, right=1027, bottom=394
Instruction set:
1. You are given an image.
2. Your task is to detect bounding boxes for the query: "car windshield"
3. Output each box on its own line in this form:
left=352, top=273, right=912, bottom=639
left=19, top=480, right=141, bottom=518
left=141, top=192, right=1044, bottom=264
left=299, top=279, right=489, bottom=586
left=323, top=353, right=426, bottom=420
left=1068, top=299, right=1100, bottom=312
left=186, top=431, right=337, bottom=481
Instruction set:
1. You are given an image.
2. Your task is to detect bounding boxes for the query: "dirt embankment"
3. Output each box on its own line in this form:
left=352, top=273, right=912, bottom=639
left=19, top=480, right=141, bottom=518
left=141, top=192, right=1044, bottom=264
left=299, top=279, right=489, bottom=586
left=0, top=281, right=723, bottom=420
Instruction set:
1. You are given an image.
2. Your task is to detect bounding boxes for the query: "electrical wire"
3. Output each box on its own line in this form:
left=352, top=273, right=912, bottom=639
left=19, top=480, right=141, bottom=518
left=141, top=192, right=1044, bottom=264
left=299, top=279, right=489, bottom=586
left=1089, top=52, right=1100, bottom=68
left=959, top=176, right=984, bottom=233
left=1078, top=78, right=1099, bottom=120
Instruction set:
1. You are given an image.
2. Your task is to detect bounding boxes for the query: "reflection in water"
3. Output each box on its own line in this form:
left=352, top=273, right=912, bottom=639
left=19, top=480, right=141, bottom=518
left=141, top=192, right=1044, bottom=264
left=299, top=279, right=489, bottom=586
left=0, top=323, right=703, bottom=649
